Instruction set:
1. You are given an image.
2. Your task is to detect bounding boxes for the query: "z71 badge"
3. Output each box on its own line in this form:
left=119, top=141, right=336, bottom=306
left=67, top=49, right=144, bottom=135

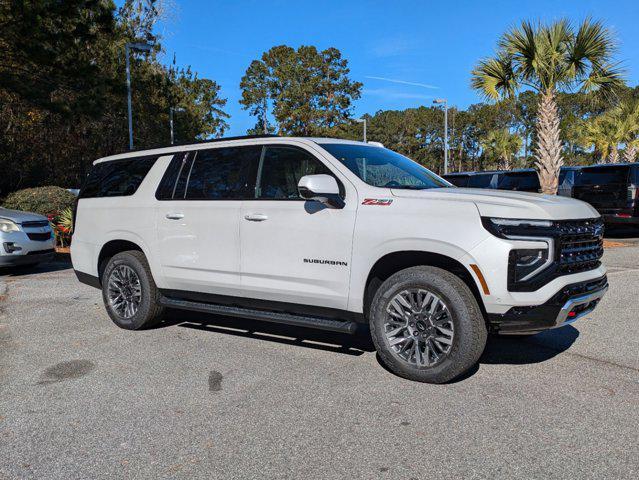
left=362, top=198, right=393, bottom=206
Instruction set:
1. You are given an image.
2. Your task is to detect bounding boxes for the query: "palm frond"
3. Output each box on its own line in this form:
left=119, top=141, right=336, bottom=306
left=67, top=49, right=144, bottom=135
left=470, top=54, right=518, bottom=100
left=570, top=18, right=615, bottom=72
left=500, top=20, right=538, bottom=81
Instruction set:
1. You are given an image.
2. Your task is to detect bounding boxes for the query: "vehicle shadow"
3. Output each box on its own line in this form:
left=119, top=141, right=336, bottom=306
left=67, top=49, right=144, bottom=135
left=373, top=327, right=580, bottom=383
left=158, top=308, right=580, bottom=376
left=0, top=255, right=72, bottom=277
left=162, top=308, right=375, bottom=356
left=480, top=325, right=580, bottom=365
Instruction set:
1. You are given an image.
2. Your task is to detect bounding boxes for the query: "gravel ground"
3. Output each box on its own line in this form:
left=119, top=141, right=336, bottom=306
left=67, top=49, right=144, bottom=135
left=1, top=243, right=638, bottom=480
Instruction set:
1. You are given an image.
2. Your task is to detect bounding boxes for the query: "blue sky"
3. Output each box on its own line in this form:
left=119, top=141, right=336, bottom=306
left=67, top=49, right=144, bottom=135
left=151, top=0, right=639, bottom=135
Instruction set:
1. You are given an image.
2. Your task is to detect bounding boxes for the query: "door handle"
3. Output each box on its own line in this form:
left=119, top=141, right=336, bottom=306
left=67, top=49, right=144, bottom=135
left=244, top=213, right=268, bottom=222
left=165, top=213, right=184, bottom=220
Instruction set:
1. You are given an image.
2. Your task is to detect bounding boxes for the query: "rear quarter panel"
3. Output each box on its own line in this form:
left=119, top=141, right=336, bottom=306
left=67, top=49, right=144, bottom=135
left=71, top=155, right=173, bottom=281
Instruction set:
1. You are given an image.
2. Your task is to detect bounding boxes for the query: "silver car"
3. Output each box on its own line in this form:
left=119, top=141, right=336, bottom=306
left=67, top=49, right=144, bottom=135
left=0, top=207, right=56, bottom=267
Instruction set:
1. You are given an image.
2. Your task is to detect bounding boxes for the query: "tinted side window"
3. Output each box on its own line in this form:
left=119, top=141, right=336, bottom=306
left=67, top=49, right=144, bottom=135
left=185, top=146, right=260, bottom=200
left=468, top=174, right=496, bottom=188
left=444, top=175, right=470, bottom=187
left=576, top=166, right=630, bottom=186
left=80, top=156, right=157, bottom=198
left=155, top=153, right=189, bottom=200
left=498, top=172, right=540, bottom=191
left=258, top=147, right=333, bottom=200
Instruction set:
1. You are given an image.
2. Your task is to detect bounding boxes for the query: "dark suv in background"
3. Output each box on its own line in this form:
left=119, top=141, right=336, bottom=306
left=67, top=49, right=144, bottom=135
left=442, top=171, right=499, bottom=188
left=445, top=164, right=639, bottom=227
left=496, top=169, right=540, bottom=193
left=572, top=163, right=639, bottom=224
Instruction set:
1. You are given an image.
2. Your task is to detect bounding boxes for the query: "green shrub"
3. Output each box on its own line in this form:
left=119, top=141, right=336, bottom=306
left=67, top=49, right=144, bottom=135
left=2, top=186, right=76, bottom=216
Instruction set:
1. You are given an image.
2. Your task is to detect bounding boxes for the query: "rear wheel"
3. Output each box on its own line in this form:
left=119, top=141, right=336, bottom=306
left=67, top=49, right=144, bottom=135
left=101, top=250, right=164, bottom=330
left=369, top=266, right=487, bottom=384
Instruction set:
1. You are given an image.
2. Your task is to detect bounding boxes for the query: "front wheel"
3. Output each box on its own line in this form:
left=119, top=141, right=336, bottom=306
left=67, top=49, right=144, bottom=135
left=369, top=266, right=487, bottom=384
left=101, top=250, right=164, bottom=330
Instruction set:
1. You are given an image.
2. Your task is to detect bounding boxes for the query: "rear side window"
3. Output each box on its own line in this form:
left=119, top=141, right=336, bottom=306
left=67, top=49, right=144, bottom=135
left=468, top=174, right=497, bottom=188
left=498, top=172, right=540, bottom=191
left=155, top=152, right=189, bottom=200
left=257, top=146, right=335, bottom=200
left=444, top=175, right=470, bottom=187
left=80, top=156, right=158, bottom=198
left=576, top=166, right=630, bottom=186
left=185, top=146, right=261, bottom=200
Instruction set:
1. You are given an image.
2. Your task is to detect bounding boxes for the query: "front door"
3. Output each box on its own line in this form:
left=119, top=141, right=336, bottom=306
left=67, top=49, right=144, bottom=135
left=156, top=146, right=261, bottom=295
left=240, top=145, right=357, bottom=310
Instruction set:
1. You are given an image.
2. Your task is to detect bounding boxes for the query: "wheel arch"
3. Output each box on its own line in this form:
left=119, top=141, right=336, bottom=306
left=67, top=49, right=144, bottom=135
left=362, top=250, right=487, bottom=320
left=97, top=239, right=146, bottom=284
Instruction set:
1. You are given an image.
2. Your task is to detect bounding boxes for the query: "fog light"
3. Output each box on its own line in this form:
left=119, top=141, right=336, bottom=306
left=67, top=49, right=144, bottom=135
left=3, top=242, right=22, bottom=253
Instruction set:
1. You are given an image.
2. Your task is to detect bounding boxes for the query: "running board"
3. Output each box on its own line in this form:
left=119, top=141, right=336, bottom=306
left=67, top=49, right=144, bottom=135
left=158, top=296, right=358, bottom=334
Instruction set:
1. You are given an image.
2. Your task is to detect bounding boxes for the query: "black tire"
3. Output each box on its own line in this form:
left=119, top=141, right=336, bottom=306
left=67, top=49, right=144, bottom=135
left=101, top=250, right=164, bottom=330
left=369, top=266, right=487, bottom=384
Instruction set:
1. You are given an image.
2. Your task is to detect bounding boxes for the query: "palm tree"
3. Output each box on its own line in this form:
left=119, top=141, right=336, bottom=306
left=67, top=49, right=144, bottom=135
left=471, top=18, right=623, bottom=193
left=480, top=129, right=522, bottom=170
left=616, top=98, right=639, bottom=162
left=578, top=114, right=622, bottom=164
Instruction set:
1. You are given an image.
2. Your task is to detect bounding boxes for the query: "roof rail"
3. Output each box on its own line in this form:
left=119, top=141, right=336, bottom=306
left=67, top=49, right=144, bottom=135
left=131, top=134, right=280, bottom=151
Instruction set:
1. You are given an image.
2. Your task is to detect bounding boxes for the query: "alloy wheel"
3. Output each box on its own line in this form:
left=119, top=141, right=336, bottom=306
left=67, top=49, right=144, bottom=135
left=107, top=265, right=142, bottom=319
left=384, top=288, right=454, bottom=366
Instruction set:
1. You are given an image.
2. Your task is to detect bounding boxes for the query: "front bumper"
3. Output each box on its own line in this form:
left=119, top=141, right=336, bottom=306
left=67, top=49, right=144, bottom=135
left=0, top=248, right=55, bottom=266
left=0, top=229, right=56, bottom=267
left=487, top=275, right=608, bottom=334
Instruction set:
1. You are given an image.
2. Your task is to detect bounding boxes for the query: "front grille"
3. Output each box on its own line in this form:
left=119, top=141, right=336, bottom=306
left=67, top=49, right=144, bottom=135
left=508, top=218, right=604, bottom=292
left=26, top=232, right=51, bottom=241
left=556, top=219, right=604, bottom=275
left=21, top=220, right=50, bottom=228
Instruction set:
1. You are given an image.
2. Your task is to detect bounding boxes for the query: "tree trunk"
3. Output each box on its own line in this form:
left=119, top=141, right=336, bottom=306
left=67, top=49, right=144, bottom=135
left=623, top=144, right=637, bottom=163
left=533, top=90, right=563, bottom=194
left=608, top=147, right=619, bottom=164
left=500, top=153, right=510, bottom=170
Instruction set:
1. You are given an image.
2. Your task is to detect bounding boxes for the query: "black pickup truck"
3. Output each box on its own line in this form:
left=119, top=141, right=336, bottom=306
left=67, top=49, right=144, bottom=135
left=572, top=163, right=639, bottom=224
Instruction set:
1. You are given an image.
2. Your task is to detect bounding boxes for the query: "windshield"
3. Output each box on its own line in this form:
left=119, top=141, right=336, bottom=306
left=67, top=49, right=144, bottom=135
left=320, top=143, right=451, bottom=189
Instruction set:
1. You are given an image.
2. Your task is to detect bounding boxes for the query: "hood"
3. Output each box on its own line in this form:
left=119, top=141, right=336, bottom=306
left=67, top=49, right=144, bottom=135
left=0, top=207, right=50, bottom=223
left=390, top=187, right=599, bottom=220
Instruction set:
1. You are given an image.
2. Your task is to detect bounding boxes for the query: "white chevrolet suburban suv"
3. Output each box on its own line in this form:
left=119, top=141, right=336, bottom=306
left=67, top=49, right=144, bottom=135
left=72, top=136, right=608, bottom=383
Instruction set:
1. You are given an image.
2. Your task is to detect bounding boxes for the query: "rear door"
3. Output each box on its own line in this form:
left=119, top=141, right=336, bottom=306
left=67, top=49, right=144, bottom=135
left=239, top=144, right=357, bottom=310
left=155, top=145, right=261, bottom=295
left=572, top=165, right=631, bottom=213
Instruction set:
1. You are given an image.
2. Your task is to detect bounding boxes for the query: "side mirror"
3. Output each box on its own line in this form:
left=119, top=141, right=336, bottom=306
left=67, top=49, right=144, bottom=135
left=298, top=174, right=344, bottom=209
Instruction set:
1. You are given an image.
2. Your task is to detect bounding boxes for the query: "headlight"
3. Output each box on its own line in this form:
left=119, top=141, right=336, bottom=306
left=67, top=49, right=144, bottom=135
left=482, top=217, right=555, bottom=287
left=482, top=217, right=552, bottom=238
left=509, top=248, right=551, bottom=282
left=0, top=218, right=20, bottom=233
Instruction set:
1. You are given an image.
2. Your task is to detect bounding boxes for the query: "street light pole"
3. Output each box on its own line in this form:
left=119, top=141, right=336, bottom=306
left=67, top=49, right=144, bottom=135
left=354, top=118, right=367, bottom=143
left=169, top=107, right=185, bottom=145
left=433, top=98, right=448, bottom=174
left=125, top=42, right=153, bottom=150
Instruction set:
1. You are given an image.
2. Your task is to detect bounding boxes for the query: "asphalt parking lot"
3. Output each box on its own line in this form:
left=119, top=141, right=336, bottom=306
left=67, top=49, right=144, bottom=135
left=1, top=240, right=638, bottom=479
